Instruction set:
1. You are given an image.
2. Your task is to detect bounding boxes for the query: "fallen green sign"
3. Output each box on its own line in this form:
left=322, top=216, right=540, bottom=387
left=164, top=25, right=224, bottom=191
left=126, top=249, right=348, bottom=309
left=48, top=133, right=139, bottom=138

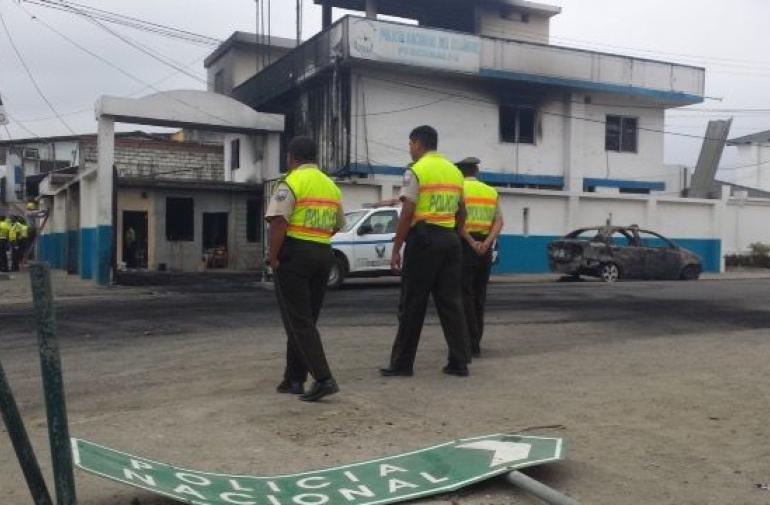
left=72, top=434, right=564, bottom=505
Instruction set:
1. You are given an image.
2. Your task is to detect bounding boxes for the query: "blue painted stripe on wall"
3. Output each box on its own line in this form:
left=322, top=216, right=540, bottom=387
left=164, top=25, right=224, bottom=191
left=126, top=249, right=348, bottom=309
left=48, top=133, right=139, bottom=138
left=67, top=230, right=79, bottom=274
left=479, top=68, right=703, bottom=105
left=80, top=228, right=96, bottom=279
left=345, top=164, right=666, bottom=191
left=492, top=234, right=721, bottom=275
left=584, top=178, right=665, bottom=191
left=38, top=232, right=67, bottom=269
left=96, top=225, right=113, bottom=286
left=479, top=172, right=564, bottom=187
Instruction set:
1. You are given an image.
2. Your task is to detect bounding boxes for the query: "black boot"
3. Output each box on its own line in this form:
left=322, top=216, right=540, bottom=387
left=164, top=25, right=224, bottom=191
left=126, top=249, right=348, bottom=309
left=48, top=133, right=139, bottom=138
left=300, top=378, right=339, bottom=402
left=276, top=379, right=304, bottom=395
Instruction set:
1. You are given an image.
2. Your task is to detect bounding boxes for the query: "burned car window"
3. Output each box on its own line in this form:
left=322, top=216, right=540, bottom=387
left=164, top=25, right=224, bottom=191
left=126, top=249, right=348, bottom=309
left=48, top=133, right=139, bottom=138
left=638, top=231, right=675, bottom=249
left=566, top=228, right=604, bottom=242
left=610, top=231, right=637, bottom=247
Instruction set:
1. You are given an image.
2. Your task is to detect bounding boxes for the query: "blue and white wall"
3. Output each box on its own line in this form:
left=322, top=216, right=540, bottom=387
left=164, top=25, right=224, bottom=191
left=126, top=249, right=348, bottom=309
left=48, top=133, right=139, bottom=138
left=336, top=180, right=753, bottom=274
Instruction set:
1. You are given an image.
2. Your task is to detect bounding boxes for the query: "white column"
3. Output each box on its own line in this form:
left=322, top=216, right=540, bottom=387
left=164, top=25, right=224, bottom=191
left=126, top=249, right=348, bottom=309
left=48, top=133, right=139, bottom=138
left=563, top=93, right=584, bottom=193
left=645, top=197, right=658, bottom=230
left=95, top=116, right=115, bottom=285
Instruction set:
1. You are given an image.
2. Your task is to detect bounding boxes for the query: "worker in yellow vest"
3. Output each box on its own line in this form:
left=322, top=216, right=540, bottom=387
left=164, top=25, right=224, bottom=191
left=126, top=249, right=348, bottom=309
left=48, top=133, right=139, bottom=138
left=18, top=220, right=30, bottom=267
left=8, top=217, right=20, bottom=271
left=381, top=125, right=472, bottom=378
left=265, top=136, right=345, bottom=402
left=456, top=157, right=504, bottom=357
left=0, top=215, right=9, bottom=272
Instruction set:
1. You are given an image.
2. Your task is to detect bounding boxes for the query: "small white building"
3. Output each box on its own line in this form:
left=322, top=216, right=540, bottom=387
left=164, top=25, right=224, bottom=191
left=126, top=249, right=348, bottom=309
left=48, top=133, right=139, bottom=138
left=8, top=132, right=270, bottom=277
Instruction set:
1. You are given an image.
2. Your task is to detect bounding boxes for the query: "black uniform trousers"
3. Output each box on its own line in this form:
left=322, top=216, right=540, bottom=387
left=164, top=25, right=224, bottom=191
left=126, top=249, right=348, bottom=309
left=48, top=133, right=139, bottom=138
left=461, top=236, right=493, bottom=354
left=389, top=223, right=471, bottom=370
left=0, top=239, right=8, bottom=272
left=274, top=237, right=334, bottom=384
left=10, top=241, right=20, bottom=271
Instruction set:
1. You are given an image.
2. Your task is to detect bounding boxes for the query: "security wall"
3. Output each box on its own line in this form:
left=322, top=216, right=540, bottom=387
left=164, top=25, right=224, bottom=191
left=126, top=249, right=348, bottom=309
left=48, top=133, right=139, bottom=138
left=334, top=180, right=770, bottom=274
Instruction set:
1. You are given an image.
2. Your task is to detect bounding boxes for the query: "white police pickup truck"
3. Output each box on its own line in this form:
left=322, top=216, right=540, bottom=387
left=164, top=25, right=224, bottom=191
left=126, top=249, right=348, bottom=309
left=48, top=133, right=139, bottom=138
left=328, top=206, right=401, bottom=288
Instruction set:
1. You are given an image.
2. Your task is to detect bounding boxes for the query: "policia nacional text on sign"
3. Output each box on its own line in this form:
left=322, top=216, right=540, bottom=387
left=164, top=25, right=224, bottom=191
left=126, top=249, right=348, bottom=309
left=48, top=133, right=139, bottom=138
left=72, top=434, right=564, bottom=505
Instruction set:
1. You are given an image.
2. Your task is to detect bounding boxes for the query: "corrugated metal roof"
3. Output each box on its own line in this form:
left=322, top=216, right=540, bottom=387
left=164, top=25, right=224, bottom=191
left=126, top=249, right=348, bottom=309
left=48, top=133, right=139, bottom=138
left=727, top=129, right=770, bottom=146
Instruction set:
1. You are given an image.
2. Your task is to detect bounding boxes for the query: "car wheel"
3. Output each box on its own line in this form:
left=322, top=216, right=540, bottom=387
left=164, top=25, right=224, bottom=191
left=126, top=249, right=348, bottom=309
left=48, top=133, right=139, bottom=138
left=680, top=264, right=701, bottom=281
left=327, top=255, right=347, bottom=289
left=599, top=263, right=620, bottom=283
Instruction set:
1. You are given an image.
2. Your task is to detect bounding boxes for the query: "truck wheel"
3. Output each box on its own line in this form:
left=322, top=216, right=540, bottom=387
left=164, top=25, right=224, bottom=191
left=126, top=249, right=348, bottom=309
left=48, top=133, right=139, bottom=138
left=599, top=262, right=619, bottom=283
left=327, top=255, right=347, bottom=289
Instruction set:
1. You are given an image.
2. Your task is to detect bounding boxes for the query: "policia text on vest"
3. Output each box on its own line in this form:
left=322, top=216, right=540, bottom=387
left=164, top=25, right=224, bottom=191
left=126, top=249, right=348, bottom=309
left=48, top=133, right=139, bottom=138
left=381, top=126, right=474, bottom=378
left=265, top=136, right=344, bottom=403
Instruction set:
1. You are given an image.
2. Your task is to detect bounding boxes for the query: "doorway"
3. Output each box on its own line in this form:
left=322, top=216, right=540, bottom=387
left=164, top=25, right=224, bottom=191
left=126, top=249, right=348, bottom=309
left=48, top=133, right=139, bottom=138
left=203, top=212, right=228, bottom=269
left=122, top=211, right=148, bottom=269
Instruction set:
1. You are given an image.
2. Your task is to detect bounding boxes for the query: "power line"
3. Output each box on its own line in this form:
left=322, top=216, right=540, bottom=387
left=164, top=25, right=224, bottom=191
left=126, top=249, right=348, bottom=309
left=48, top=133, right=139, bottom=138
left=10, top=53, right=208, bottom=124
left=362, top=75, right=770, bottom=147
left=21, top=0, right=221, bottom=47
left=480, top=25, right=770, bottom=74
left=13, top=2, right=234, bottom=128
left=5, top=111, right=44, bottom=139
left=0, top=7, right=76, bottom=135
left=42, top=1, right=207, bottom=84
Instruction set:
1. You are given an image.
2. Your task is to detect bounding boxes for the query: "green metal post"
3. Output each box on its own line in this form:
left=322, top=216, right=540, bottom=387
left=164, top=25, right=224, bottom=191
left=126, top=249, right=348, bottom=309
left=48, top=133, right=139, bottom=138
left=0, top=360, right=54, bottom=505
left=29, top=262, right=77, bottom=505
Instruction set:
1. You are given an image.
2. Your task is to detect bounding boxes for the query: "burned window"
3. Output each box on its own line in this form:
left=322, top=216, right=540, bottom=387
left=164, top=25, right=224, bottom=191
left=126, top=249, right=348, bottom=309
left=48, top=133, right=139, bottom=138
left=246, top=198, right=262, bottom=242
left=214, top=70, right=225, bottom=94
left=500, top=105, right=535, bottom=144
left=230, top=139, right=240, bottom=171
left=166, top=197, right=194, bottom=241
left=606, top=115, right=638, bottom=153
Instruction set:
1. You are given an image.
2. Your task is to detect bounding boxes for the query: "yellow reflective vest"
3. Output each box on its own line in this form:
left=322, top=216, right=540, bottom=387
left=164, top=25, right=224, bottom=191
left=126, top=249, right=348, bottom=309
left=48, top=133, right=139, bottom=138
left=463, top=179, right=498, bottom=235
left=412, top=152, right=464, bottom=229
left=20, top=224, right=29, bottom=239
left=284, top=164, right=342, bottom=245
left=8, top=222, right=18, bottom=242
left=0, top=219, right=9, bottom=240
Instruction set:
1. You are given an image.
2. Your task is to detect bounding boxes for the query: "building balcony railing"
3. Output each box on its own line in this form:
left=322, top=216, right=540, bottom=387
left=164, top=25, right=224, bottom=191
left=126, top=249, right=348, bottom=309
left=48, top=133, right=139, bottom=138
left=235, top=16, right=704, bottom=108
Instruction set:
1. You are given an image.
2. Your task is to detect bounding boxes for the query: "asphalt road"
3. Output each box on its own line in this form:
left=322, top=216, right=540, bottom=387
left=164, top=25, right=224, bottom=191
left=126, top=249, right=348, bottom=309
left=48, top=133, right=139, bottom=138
left=2, top=277, right=769, bottom=348
left=2, top=276, right=770, bottom=505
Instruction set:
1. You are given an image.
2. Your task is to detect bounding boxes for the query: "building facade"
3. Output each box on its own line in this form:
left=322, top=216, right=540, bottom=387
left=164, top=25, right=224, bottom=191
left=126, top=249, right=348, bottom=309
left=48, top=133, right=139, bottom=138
left=17, top=132, right=266, bottom=276
left=204, top=0, right=749, bottom=272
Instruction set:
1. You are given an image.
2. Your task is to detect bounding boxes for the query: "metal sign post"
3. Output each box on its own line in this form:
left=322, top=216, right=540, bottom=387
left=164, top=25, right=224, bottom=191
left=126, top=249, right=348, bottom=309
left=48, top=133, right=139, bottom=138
left=507, top=471, right=583, bottom=505
left=29, top=262, right=77, bottom=505
left=0, top=360, right=54, bottom=505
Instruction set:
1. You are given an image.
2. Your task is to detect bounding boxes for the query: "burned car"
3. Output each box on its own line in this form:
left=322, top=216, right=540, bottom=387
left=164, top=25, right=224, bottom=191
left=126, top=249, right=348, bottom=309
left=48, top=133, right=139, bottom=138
left=548, top=226, right=702, bottom=282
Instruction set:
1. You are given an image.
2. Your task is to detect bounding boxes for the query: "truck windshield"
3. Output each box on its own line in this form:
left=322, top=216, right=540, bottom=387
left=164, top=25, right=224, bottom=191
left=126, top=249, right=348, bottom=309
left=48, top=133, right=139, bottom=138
left=340, top=210, right=368, bottom=233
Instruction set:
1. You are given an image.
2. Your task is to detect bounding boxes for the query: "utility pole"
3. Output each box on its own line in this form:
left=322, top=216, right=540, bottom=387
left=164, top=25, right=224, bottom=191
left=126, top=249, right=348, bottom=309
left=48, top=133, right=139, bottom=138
left=296, top=0, right=302, bottom=45
left=322, top=0, right=332, bottom=29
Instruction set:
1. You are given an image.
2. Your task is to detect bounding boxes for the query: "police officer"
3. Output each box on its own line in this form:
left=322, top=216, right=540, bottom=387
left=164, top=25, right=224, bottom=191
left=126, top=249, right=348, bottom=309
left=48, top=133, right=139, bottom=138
left=0, top=216, right=9, bottom=272
left=381, top=125, right=472, bottom=377
left=18, top=220, right=29, bottom=264
left=456, top=157, right=503, bottom=357
left=8, top=217, right=19, bottom=272
left=265, top=136, right=345, bottom=402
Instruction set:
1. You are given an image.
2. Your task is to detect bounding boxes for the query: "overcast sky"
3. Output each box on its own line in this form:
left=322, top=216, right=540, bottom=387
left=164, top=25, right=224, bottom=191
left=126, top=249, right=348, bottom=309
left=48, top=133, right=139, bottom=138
left=1, top=0, right=769, bottom=173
